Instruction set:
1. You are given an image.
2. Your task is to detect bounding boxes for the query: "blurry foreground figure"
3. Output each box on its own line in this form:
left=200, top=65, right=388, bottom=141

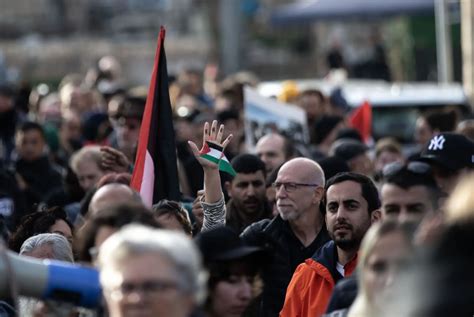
left=20, top=232, right=73, bottom=262
left=19, top=233, right=77, bottom=316
left=196, top=226, right=265, bottom=317
left=75, top=203, right=159, bottom=264
left=152, top=199, right=193, bottom=236
left=345, top=221, right=415, bottom=317
left=383, top=174, right=474, bottom=317
left=98, top=224, right=206, bottom=317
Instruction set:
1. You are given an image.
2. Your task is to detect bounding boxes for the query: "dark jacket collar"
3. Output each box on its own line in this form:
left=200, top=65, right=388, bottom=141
left=311, top=240, right=343, bottom=283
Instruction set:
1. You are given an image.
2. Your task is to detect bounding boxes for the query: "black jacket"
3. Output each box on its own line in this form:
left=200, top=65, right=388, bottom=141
left=0, top=164, right=26, bottom=230
left=14, top=156, right=64, bottom=210
left=226, top=199, right=272, bottom=234
left=241, top=215, right=330, bottom=317
left=326, top=274, right=358, bottom=314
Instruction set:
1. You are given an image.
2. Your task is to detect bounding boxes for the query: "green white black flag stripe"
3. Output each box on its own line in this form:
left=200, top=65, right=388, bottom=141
left=199, top=141, right=236, bottom=176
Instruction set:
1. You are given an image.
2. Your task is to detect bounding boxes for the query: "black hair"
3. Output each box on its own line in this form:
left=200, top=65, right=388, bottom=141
left=75, top=203, right=159, bottom=263
left=204, top=256, right=263, bottom=314
left=313, top=115, right=344, bottom=144
left=231, top=154, right=266, bottom=179
left=317, top=156, right=350, bottom=181
left=266, top=163, right=283, bottom=188
left=206, top=257, right=260, bottom=288
left=324, top=172, right=381, bottom=214
left=383, top=169, right=441, bottom=209
left=153, top=199, right=193, bottom=236
left=0, top=84, right=15, bottom=98
left=8, top=207, right=73, bottom=253
left=300, top=89, right=325, bottom=102
left=18, top=121, right=46, bottom=140
left=424, top=110, right=457, bottom=132
left=216, top=109, right=239, bottom=123
left=282, top=135, right=296, bottom=160
left=336, top=128, right=363, bottom=143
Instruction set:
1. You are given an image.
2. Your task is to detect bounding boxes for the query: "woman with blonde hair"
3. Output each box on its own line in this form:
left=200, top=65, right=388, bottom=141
left=343, top=221, right=415, bottom=317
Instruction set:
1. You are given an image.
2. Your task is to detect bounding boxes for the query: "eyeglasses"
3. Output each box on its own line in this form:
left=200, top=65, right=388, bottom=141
left=382, top=161, right=432, bottom=179
left=110, top=279, right=179, bottom=299
left=272, top=182, right=320, bottom=192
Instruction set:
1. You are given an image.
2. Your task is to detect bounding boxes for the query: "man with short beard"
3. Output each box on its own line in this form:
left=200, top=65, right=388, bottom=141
left=225, top=154, right=272, bottom=234
left=280, top=172, right=381, bottom=317
left=189, top=121, right=330, bottom=316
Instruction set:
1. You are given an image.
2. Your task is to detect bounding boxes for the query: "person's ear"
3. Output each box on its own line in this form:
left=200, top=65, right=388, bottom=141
left=370, top=209, right=382, bottom=223
left=312, top=186, right=324, bottom=204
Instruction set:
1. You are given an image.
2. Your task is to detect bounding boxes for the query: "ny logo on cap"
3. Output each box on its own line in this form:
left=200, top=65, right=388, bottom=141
left=428, top=135, right=446, bottom=151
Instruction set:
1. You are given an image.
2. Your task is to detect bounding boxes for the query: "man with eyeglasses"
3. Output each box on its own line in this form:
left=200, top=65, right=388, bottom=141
left=381, top=161, right=442, bottom=224
left=189, top=122, right=330, bottom=317
left=240, top=157, right=331, bottom=317
left=98, top=225, right=205, bottom=317
left=280, top=172, right=381, bottom=317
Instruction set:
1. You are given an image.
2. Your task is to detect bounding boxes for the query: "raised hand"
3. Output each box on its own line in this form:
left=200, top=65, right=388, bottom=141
left=188, top=120, right=233, bottom=170
left=100, top=146, right=131, bottom=173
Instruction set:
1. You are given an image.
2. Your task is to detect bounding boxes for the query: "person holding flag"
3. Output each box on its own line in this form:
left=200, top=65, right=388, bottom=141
left=188, top=120, right=234, bottom=232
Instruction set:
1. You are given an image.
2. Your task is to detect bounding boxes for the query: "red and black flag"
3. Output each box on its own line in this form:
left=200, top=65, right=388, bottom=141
left=131, top=27, right=180, bottom=206
left=349, top=100, right=372, bottom=144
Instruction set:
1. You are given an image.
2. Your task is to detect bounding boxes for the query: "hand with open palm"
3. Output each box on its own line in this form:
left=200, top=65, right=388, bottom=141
left=188, top=120, right=233, bottom=171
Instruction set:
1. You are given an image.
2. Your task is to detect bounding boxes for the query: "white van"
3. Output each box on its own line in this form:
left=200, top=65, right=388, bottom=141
left=257, top=79, right=471, bottom=144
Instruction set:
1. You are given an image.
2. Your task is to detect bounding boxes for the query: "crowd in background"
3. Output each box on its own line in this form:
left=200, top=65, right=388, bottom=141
left=0, top=54, right=474, bottom=317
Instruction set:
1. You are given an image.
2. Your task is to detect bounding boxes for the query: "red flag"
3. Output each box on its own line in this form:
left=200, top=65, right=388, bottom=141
left=130, top=27, right=180, bottom=206
left=349, top=100, right=372, bottom=143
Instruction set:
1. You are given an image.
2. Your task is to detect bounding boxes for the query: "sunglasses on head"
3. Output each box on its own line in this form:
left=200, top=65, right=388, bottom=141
left=382, top=161, right=432, bottom=179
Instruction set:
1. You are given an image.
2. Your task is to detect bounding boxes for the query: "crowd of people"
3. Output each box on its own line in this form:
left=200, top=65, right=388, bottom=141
left=0, top=54, right=474, bottom=317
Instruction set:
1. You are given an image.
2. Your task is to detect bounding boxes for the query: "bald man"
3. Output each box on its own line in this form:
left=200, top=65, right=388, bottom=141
left=89, top=183, right=142, bottom=216
left=256, top=133, right=294, bottom=175
left=192, top=122, right=329, bottom=317
left=241, top=158, right=330, bottom=317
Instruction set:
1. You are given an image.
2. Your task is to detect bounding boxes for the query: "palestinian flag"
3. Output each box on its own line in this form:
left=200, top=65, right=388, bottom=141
left=200, top=141, right=236, bottom=177
left=130, top=27, right=180, bottom=206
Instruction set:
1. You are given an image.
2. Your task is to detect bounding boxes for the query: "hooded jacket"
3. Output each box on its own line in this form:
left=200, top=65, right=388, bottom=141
left=280, top=240, right=357, bottom=317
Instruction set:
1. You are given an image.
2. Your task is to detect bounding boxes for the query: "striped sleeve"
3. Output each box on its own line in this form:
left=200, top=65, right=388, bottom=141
left=200, top=194, right=226, bottom=232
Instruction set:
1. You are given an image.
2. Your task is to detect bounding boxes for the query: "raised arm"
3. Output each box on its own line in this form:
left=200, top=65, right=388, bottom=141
left=188, top=120, right=232, bottom=204
left=188, top=120, right=232, bottom=231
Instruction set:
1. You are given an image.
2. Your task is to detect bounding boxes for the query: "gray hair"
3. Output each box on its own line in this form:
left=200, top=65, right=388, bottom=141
left=98, top=224, right=207, bottom=304
left=70, top=145, right=104, bottom=174
left=20, top=233, right=74, bottom=263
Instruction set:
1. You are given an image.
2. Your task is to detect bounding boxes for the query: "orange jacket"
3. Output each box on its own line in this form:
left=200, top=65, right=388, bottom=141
left=279, top=241, right=357, bottom=317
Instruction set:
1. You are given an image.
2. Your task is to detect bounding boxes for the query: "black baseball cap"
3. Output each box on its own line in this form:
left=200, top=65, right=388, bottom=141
left=331, top=138, right=369, bottom=162
left=420, top=133, right=474, bottom=171
left=195, top=227, right=263, bottom=264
